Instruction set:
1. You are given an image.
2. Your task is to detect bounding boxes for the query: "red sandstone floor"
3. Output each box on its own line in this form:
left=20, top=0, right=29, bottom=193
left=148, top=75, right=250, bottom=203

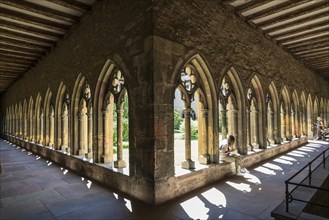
left=1, top=139, right=328, bottom=220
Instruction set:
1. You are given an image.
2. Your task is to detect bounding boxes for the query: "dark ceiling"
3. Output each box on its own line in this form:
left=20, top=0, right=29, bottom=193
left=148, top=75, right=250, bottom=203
left=0, top=0, right=328, bottom=94
left=224, top=0, right=329, bottom=82
left=0, top=0, right=96, bottom=94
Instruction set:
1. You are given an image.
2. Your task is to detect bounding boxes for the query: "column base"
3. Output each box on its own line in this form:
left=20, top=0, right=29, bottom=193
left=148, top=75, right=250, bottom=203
left=114, top=159, right=126, bottom=168
left=85, top=152, right=93, bottom=159
left=199, top=154, right=209, bottom=164
left=101, top=154, right=112, bottom=163
left=78, top=149, right=85, bottom=156
left=59, top=145, right=67, bottom=151
left=181, top=160, right=195, bottom=169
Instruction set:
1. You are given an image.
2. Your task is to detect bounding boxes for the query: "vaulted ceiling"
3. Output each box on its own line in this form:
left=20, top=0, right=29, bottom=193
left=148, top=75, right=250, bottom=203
left=0, top=0, right=328, bottom=94
left=224, top=0, right=329, bottom=82
left=0, top=0, right=96, bottom=94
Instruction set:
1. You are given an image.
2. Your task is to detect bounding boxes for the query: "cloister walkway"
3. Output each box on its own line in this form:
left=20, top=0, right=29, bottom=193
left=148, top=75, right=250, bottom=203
left=1, top=139, right=328, bottom=220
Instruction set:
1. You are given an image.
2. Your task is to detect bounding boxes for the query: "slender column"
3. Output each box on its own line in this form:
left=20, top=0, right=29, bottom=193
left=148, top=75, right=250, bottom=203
left=253, top=110, right=259, bottom=149
left=268, top=110, right=274, bottom=144
left=24, top=116, right=27, bottom=140
left=61, top=114, right=68, bottom=150
left=87, top=112, right=93, bottom=159
left=181, top=108, right=195, bottom=169
left=102, top=110, right=112, bottom=163
left=78, top=112, right=86, bottom=156
left=49, top=115, right=54, bottom=146
left=40, top=114, right=44, bottom=144
left=199, top=109, right=209, bottom=164
left=114, top=109, right=126, bottom=168
left=246, top=109, right=252, bottom=151
left=232, top=109, right=238, bottom=151
left=221, top=109, right=228, bottom=140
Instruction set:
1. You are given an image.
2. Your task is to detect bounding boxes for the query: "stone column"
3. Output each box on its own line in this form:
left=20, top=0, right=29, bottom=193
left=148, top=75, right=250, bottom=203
left=87, top=112, right=93, bottom=159
left=61, top=114, right=68, bottom=150
left=40, top=114, right=44, bottom=144
left=78, top=112, right=86, bottom=156
left=114, top=109, right=126, bottom=168
left=199, top=109, right=209, bottom=164
left=102, top=110, right=112, bottom=163
left=181, top=108, right=195, bottom=169
left=24, top=116, right=27, bottom=140
left=232, top=109, right=238, bottom=151
left=49, top=114, right=54, bottom=146
left=246, top=109, right=252, bottom=151
left=221, top=109, right=227, bottom=140
left=268, top=110, right=274, bottom=144
left=253, top=110, right=259, bottom=149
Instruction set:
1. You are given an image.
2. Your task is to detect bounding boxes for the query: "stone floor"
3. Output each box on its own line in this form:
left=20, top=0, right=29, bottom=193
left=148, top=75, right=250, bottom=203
left=1, top=139, right=328, bottom=220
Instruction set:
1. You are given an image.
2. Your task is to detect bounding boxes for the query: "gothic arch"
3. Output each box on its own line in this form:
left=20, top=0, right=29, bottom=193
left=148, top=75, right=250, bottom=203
left=95, top=59, right=131, bottom=171
left=172, top=54, right=217, bottom=169
left=18, top=102, right=22, bottom=138
left=55, top=82, right=71, bottom=151
left=291, top=90, right=300, bottom=138
left=307, top=93, right=313, bottom=138
left=72, top=73, right=93, bottom=159
left=246, top=74, right=266, bottom=150
left=300, top=92, right=307, bottom=136
left=314, top=96, right=319, bottom=123
left=267, top=81, right=280, bottom=144
left=95, top=58, right=131, bottom=164
left=223, top=66, right=245, bottom=153
left=280, top=85, right=291, bottom=141
left=44, top=88, right=54, bottom=146
left=23, top=99, right=27, bottom=140
left=218, top=66, right=245, bottom=154
left=35, top=93, right=43, bottom=144
left=14, top=104, right=18, bottom=136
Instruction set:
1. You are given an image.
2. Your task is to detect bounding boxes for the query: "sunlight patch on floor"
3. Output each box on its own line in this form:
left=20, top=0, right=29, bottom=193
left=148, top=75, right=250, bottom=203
left=254, top=166, right=276, bottom=175
left=262, top=162, right=283, bottom=171
left=180, top=196, right=209, bottom=220
left=226, top=181, right=251, bottom=192
left=201, top=187, right=227, bottom=208
left=279, top=155, right=297, bottom=161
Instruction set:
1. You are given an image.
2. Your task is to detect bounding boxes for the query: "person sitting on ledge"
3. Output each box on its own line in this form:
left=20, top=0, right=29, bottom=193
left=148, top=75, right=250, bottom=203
left=220, top=135, right=248, bottom=176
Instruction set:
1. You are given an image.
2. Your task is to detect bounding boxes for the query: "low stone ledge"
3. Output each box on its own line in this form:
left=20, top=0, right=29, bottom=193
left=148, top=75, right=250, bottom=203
left=1, top=134, right=308, bottom=205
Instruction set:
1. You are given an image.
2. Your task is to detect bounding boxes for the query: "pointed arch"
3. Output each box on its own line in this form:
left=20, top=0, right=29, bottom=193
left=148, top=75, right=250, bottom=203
left=28, top=96, right=34, bottom=141
left=23, top=99, right=27, bottom=139
left=267, top=81, right=280, bottom=144
left=18, top=102, right=22, bottom=138
left=221, top=66, right=245, bottom=154
left=35, top=93, right=43, bottom=144
left=314, top=96, right=319, bottom=123
left=291, top=90, right=300, bottom=138
left=307, top=93, right=313, bottom=138
left=72, top=73, right=93, bottom=159
left=300, top=92, right=307, bottom=136
left=13, top=104, right=17, bottom=136
left=246, top=74, right=266, bottom=150
left=55, top=82, right=71, bottom=151
left=44, top=88, right=53, bottom=146
left=95, top=58, right=131, bottom=170
left=280, top=85, right=291, bottom=141
left=172, top=53, right=217, bottom=169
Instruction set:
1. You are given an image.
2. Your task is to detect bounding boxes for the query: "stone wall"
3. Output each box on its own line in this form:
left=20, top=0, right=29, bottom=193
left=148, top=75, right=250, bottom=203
left=0, top=0, right=328, bottom=205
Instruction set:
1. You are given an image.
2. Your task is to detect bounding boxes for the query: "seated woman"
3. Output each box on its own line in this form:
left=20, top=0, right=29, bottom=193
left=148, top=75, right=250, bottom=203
left=220, top=135, right=248, bottom=176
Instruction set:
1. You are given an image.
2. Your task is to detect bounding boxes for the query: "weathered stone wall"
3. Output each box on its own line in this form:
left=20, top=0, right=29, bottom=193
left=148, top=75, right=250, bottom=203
left=153, top=0, right=329, bottom=97
left=0, top=0, right=328, bottom=205
left=0, top=0, right=157, bottom=203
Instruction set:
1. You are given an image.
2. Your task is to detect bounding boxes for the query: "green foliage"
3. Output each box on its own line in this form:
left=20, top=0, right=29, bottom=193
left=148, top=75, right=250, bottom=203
left=179, top=120, right=198, bottom=140
left=218, top=110, right=222, bottom=133
left=113, top=94, right=129, bottom=146
left=174, top=109, right=183, bottom=131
